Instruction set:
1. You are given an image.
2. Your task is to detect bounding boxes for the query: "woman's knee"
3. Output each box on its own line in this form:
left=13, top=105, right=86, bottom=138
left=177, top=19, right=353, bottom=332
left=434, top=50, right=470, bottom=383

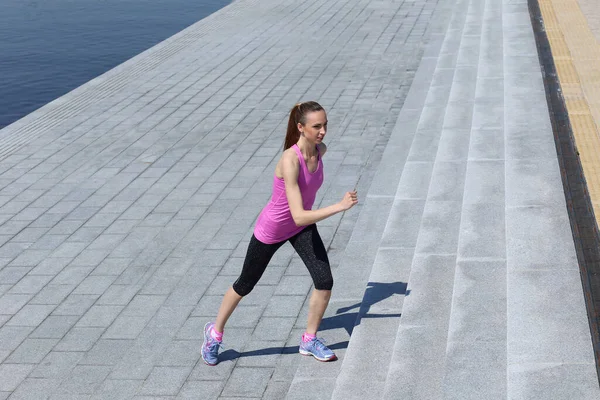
left=314, top=275, right=333, bottom=291
left=232, top=280, right=254, bottom=297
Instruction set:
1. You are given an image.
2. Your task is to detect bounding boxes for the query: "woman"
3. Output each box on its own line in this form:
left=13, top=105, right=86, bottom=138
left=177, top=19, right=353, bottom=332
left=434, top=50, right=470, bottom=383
left=202, top=101, right=358, bottom=365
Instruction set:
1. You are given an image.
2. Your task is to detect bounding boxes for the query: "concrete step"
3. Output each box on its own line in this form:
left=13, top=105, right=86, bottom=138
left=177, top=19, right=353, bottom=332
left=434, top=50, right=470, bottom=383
left=440, top=0, right=507, bottom=397
left=502, top=0, right=600, bottom=398
left=328, top=0, right=466, bottom=397
left=380, top=0, right=480, bottom=397
left=282, top=0, right=458, bottom=398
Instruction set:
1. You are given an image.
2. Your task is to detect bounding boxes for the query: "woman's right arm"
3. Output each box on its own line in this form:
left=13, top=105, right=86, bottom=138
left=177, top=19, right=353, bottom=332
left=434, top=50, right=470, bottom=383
left=282, top=152, right=358, bottom=226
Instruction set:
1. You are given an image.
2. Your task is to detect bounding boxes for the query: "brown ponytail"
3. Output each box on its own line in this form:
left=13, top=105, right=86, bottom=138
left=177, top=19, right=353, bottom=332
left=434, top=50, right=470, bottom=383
left=283, top=101, right=324, bottom=150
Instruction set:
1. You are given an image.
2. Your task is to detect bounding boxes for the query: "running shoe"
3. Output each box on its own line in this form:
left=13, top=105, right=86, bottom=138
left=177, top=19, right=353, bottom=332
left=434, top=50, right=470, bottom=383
left=201, top=322, right=221, bottom=366
left=299, top=337, right=337, bottom=362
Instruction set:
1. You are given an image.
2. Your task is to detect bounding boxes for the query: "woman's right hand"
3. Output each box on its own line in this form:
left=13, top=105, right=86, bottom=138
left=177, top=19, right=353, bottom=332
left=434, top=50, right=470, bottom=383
left=340, top=190, right=358, bottom=211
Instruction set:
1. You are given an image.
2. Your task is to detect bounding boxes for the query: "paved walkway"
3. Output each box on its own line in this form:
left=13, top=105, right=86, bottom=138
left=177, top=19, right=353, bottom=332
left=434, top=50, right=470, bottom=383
left=0, top=0, right=599, bottom=398
left=538, top=0, right=600, bottom=224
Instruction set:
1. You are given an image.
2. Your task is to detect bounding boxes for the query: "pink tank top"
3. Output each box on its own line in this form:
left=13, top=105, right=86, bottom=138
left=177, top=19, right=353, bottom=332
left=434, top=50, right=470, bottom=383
left=254, top=144, right=324, bottom=244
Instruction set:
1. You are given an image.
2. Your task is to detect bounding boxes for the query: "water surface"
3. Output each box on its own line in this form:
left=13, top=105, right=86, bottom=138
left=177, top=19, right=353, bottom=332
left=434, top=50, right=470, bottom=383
left=0, top=0, right=232, bottom=129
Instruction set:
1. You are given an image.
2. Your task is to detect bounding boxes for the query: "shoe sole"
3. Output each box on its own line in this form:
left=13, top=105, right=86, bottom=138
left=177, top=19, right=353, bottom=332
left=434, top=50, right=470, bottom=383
left=201, top=322, right=218, bottom=366
left=299, top=349, right=337, bottom=362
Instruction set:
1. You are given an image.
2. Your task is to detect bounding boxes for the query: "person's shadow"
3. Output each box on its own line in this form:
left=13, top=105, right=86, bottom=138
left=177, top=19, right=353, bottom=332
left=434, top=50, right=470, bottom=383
left=219, top=281, right=409, bottom=362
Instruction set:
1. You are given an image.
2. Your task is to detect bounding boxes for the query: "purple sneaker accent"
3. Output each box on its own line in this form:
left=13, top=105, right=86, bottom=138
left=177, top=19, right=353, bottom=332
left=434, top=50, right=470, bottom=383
left=299, top=337, right=337, bottom=362
left=201, top=322, right=221, bottom=366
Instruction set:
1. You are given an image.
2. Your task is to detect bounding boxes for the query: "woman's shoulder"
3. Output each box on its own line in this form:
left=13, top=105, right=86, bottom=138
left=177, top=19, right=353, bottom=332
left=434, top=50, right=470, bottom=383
left=282, top=146, right=300, bottom=162
left=278, top=147, right=300, bottom=174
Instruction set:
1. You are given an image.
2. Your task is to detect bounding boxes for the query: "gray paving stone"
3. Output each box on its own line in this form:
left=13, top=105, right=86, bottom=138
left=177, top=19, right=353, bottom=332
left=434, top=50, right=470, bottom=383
left=262, top=296, right=304, bottom=318
left=157, top=340, right=200, bottom=368
left=508, top=269, right=594, bottom=365
left=177, top=380, right=223, bottom=399
left=80, top=339, right=134, bottom=366
left=6, top=338, right=59, bottom=364
left=108, top=337, right=171, bottom=381
left=0, top=293, right=31, bottom=314
left=6, top=304, right=56, bottom=327
left=73, top=276, right=118, bottom=295
left=3, top=0, right=594, bottom=397
left=55, top=365, right=111, bottom=396
left=443, top=340, right=506, bottom=399
left=447, top=260, right=506, bottom=342
left=31, top=315, right=79, bottom=339
left=462, top=160, right=504, bottom=204
left=68, top=228, right=106, bottom=244
left=407, top=129, right=443, bottom=162
left=30, top=235, right=70, bottom=251
left=96, top=285, right=138, bottom=306
left=435, top=128, right=471, bottom=161
left=263, top=380, right=291, bottom=400
left=30, top=258, right=72, bottom=276
left=395, top=162, right=434, bottom=200
left=287, top=378, right=337, bottom=400
left=236, top=340, right=287, bottom=368
left=190, top=295, right=222, bottom=318
left=51, top=242, right=87, bottom=259
left=273, top=276, right=312, bottom=296
left=252, top=317, right=295, bottom=341
left=138, top=366, right=191, bottom=396
left=27, top=283, right=72, bottom=305
left=0, top=326, right=35, bottom=352
left=9, top=377, right=61, bottom=400
left=508, top=363, right=600, bottom=400
left=144, top=306, right=192, bottom=331
left=505, top=158, right=565, bottom=207
left=415, top=201, right=462, bottom=254
left=221, top=367, right=272, bottom=398
left=90, top=258, right=131, bottom=276
left=103, top=315, right=152, bottom=340
left=0, top=364, right=35, bottom=391
left=91, top=379, right=142, bottom=400
left=426, top=161, right=467, bottom=201
left=52, top=294, right=99, bottom=316
left=8, top=275, right=52, bottom=295
left=71, top=250, right=111, bottom=267
left=223, top=305, right=262, bottom=328
left=76, top=306, right=124, bottom=328
left=506, top=206, right=578, bottom=270
left=12, top=227, right=50, bottom=243
left=457, top=203, right=505, bottom=259
left=51, top=266, right=93, bottom=286
left=139, top=275, right=182, bottom=296
left=0, top=267, right=32, bottom=285
left=122, top=295, right=166, bottom=317
left=348, top=197, right=393, bottom=245
left=10, top=250, right=51, bottom=267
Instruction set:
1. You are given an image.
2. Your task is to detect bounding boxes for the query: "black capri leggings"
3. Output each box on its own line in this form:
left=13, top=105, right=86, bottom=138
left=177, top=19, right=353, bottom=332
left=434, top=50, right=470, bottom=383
left=232, top=224, right=333, bottom=296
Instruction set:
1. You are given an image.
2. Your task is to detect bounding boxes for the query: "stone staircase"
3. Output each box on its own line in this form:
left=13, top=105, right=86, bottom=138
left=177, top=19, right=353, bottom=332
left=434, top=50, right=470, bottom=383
left=285, top=0, right=600, bottom=398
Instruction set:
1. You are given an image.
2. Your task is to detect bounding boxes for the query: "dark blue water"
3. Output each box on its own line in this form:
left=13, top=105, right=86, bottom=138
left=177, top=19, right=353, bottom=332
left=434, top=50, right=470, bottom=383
left=0, top=0, right=232, bottom=129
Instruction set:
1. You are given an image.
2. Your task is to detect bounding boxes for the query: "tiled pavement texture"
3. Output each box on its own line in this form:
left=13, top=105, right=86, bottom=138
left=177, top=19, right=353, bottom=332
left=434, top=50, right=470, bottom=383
left=0, top=0, right=443, bottom=398
left=2, top=0, right=600, bottom=398
left=578, top=0, right=600, bottom=42
left=537, top=0, right=600, bottom=225
left=296, top=0, right=600, bottom=397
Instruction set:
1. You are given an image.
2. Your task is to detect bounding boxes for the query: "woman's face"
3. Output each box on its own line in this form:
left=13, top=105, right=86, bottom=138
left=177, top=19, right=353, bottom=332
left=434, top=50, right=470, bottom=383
left=299, top=110, right=327, bottom=144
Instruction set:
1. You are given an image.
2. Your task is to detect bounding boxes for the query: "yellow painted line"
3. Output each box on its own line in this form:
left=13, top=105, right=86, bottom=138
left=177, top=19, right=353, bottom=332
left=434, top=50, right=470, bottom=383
left=538, top=0, right=600, bottom=226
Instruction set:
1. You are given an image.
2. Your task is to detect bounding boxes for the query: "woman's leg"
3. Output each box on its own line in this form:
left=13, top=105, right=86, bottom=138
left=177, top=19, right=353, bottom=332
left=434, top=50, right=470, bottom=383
left=203, top=235, right=284, bottom=365
left=306, top=288, right=331, bottom=335
left=289, top=224, right=333, bottom=335
left=214, top=287, right=243, bottom=333
left=214, top=235, right=285, bottom=333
